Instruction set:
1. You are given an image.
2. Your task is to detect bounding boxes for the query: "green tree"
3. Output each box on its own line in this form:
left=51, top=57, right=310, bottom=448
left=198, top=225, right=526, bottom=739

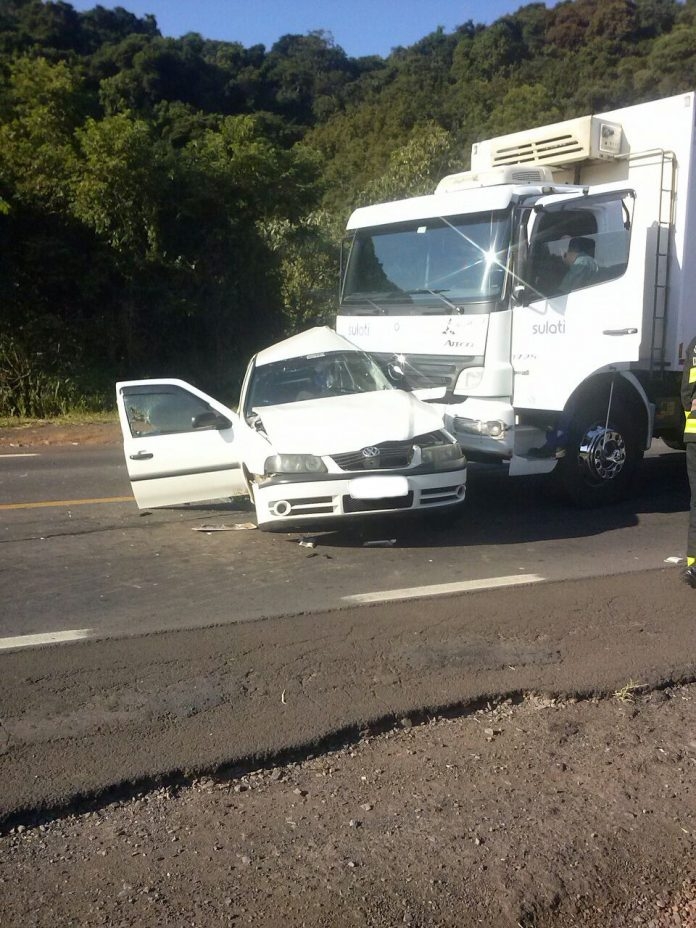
left=261, top=31, right=358, bottom=126
left=71, top=110, right=320, bottom=385
left=634, top=23, right=696, bottom=93
left=359, top=123, right=458, bottom=205
left=0, top=55, right=83, bottom=209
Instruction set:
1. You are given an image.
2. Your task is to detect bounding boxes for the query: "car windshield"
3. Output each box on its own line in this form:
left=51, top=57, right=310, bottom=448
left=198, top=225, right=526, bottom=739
left=341, top=210, right=511, bottom=313
left=245, top=350, right=392, bottom=412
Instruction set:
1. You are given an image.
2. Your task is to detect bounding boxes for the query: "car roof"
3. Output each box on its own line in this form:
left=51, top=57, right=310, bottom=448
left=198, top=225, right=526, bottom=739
left=254, top=326, right=359, bottom=368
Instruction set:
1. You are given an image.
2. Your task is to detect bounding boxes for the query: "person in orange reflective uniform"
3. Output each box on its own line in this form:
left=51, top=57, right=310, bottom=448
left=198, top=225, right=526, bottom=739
left=682, top=335, right=696, bottom=588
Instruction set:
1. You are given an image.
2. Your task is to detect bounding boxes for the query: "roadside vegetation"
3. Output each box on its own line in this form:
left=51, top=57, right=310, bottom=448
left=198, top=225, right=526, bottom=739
left=1, top=0, right=696, bottom=416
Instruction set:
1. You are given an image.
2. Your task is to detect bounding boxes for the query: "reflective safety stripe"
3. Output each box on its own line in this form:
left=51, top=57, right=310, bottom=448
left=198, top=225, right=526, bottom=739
left=686, top=414, right=696, bottom=435
left=690, top=367, right=696, bottom=384
left=688, top=556, right=695, bottom=567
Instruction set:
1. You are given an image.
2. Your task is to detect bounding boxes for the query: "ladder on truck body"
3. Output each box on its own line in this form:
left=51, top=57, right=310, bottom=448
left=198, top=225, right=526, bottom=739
left=646, top=150, right=676, bottom=375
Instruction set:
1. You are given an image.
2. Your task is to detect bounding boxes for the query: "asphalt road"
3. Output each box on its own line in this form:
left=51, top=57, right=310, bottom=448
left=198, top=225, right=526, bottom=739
left=1, top=442, right=695, bottom=823
left=0, top=442, right=690, bottom=640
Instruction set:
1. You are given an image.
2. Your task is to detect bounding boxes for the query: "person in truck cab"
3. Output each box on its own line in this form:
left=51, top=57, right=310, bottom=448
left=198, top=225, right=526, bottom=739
left=559, top=236, right=599, bottom=293
left=682, top=334, right=696, bottom=588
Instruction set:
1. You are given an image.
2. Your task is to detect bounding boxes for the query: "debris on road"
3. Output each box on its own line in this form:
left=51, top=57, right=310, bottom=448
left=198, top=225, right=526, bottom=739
left=192, top=523, right=257, bottom=533
left=613, top=680, right=648, bottom=703
left=362, top=539, right=397, bottom=548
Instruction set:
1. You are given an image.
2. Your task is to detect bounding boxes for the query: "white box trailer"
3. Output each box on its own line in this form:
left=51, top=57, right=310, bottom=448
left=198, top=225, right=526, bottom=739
left=337, top=92, right=696, bottom=504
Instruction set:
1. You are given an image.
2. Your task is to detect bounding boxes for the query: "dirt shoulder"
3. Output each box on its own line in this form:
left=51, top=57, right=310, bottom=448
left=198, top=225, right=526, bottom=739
left=3, top=684, right=695, bottom=928
left=3, top=568, right=696, bottom=823
left=0, top=420, right=120, bottom=448
left=2, top=569, right=696, bottom=925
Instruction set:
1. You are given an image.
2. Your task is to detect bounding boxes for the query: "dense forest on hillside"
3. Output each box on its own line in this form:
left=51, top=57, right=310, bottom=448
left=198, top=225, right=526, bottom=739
left=1, top=0, right=696, bottom=414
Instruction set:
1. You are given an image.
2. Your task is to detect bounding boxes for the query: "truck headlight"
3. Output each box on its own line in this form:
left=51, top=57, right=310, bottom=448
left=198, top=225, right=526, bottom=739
left=454, top=367, right=484, bottom=393
left=420, top=441, right=465, bottom=469
left=264, top=454, right=327, bottom=475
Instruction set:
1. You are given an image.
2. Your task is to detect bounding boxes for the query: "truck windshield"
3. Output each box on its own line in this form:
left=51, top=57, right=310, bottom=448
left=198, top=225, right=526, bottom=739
left=341, top=210, right=512, bottom=314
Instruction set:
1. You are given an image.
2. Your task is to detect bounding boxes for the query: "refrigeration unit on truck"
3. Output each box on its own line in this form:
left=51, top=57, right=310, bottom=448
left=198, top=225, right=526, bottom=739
left=337, top=92, right=696, bottom=505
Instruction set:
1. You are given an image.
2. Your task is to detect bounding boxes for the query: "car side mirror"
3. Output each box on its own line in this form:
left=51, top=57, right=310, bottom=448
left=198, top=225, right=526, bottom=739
left=192, top=411, right=231, bottom=430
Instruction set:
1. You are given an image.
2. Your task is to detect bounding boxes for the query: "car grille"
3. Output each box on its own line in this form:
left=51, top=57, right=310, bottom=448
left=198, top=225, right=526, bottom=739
left=284, top=497, right=335, bottom=515
left=343, top=492, right=414, bottom=513
left=332, top=441, right=412, bottom=471
left=331, top=432, right=444, bottom=472
left=420, top=485, right=464, bottom=505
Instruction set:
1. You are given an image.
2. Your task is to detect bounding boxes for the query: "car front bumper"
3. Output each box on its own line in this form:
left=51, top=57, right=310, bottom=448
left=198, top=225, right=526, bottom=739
left=253, top=465, right=467, bottom=530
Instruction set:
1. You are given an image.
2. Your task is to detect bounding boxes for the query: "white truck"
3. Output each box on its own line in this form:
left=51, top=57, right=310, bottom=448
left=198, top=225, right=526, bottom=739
left=337, top=92, right=696, bottom=505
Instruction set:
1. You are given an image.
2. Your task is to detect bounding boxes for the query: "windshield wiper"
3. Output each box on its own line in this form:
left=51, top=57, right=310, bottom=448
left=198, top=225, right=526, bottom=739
left=405, top=288, right=461, bottom=312
left=342, top=295, right=388, bottom=314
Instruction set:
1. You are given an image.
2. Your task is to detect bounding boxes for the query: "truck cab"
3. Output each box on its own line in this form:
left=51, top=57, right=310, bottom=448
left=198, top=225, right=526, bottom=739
left=338, top=93, right=696, bottom=505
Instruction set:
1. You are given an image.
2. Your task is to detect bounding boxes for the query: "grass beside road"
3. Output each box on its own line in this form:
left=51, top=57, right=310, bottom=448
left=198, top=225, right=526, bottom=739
left=0, top=411, right=117, bottom=430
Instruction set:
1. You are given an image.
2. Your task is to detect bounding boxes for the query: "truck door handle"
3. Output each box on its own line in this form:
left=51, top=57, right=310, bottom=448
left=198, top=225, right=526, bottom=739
left=603, top=328, right=638, bottom=336
left=129, top=451, right=154, bottom=460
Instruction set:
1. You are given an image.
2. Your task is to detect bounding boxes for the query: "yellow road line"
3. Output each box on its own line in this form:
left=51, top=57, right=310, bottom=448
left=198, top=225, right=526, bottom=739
left=0, top=496, right=133, bottom=511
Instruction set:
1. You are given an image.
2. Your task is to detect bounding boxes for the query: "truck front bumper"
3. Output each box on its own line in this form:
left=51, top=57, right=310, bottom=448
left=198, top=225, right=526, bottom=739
left=444, top=398, right=516, bottom=460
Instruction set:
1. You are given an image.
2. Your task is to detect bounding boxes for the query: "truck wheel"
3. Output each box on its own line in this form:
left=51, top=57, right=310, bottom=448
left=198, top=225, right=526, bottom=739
left=555, top=398, right=643, bottom=507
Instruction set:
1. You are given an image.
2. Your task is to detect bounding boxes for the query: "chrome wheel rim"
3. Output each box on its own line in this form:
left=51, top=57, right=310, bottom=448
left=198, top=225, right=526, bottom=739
left=577, top=425, right=627, bottom=483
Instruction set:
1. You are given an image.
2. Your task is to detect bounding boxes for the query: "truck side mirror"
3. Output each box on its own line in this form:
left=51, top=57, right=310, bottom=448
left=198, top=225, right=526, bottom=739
left=513, top=284, right=532, bottom=306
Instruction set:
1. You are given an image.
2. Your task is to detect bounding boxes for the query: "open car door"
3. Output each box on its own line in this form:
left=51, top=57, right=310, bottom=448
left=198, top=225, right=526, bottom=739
left=116, top=379, right=248, bottom=509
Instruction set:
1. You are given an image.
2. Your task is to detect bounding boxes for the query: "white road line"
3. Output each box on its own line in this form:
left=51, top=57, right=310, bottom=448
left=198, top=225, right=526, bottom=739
left=0, top=628, right=92, bottom=652
left=0, top=453, right=39, bottom=458
left=342, top=574, right=546, bottom=605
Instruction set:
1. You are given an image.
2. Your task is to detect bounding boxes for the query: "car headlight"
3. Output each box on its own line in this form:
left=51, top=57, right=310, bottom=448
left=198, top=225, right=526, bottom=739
left=264, top=454, right=328, bottom=475
left=453, top=417, right=508, bottom=438
left=420, top=441, right=465, bottom=468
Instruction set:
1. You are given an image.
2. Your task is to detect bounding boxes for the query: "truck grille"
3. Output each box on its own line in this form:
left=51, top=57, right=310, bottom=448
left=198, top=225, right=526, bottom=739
left=371, top=353, right=470, bottom=392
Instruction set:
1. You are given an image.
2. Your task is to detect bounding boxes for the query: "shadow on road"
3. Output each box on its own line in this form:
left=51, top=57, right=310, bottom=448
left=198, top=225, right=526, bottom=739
left=311, top=448, right=690, bottom=550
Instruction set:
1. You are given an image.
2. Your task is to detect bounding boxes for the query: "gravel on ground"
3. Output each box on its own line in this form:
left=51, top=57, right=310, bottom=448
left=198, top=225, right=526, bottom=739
left=3, top=684, right=696, bottom=927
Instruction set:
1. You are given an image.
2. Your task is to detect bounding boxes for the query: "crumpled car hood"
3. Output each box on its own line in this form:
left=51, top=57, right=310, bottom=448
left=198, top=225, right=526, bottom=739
left=254, top=390, right=444, bottom=455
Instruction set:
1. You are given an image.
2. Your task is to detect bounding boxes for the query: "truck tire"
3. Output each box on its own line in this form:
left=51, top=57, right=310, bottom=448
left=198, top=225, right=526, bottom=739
left=555, top=396, right=643, bottom=507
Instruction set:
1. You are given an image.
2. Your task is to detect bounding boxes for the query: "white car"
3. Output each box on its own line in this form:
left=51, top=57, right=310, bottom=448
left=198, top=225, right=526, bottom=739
left=116, top=327, right=466, bottom=531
